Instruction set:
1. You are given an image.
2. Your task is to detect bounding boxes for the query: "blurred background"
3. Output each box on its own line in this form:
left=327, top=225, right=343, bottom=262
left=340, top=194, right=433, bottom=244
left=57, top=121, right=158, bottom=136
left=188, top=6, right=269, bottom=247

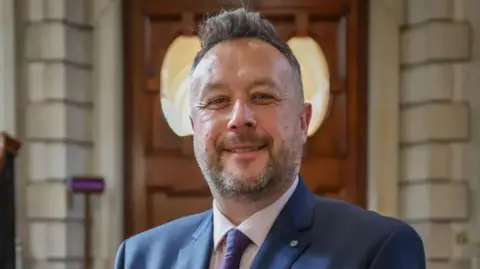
left=0, top=0, right=479, bottom=268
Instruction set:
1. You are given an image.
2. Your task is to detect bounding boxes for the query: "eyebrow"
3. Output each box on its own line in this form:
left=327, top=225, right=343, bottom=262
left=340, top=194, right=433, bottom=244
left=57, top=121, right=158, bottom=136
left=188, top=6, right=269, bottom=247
left=246, top=78, right=278, bottom=91
left=204, top=82, right=229, bottom=91
left=202, top=78, right=277, bottom=93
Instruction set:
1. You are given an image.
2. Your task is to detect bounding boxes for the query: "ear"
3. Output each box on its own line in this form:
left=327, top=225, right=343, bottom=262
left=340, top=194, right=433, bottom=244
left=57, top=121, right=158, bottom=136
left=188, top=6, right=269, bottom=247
left=190, top=116, right=195, bottom=130
left=300, top=102, right=312, bottom=138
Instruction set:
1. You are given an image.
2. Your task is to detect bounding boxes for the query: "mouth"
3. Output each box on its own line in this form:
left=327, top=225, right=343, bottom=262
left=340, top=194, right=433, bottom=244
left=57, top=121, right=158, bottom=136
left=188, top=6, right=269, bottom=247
left=225, top=144, right=267, bottom=153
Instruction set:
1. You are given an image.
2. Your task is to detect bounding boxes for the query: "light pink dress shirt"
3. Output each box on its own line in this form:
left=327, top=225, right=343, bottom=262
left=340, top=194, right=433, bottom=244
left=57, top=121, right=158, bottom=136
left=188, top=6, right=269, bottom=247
left=209, top=176, right=299, bottom=269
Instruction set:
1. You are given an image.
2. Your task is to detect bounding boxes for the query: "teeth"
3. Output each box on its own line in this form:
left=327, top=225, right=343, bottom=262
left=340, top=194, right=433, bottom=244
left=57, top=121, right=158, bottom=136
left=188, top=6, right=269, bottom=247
left=231, top=148, right=257, bottom=153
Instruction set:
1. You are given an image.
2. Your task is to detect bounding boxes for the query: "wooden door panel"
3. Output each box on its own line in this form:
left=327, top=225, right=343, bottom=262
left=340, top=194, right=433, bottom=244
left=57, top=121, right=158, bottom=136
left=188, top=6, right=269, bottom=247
left=145, top=158, right=205, bottom=189
left=147, top=93, right=184, bottom=152
left=142, top=0, right=350, bottom=14
left=124, top=0, right=367, bottom=236
left=149, top=193, right=212, bottom=225
left=301, top=158, right=341, bottom=189
left=147, top=92, right=196, bottom=156
left=304, top=93, right=347, bottom=157
left=146, top=17, right=181, bottom=83
left=309, top=18, right=345, bottom=77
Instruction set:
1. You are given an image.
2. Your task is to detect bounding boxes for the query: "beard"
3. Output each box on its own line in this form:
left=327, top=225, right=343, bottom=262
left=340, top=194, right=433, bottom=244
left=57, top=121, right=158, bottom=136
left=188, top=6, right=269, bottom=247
left=193, top=130, right=303, bottom=200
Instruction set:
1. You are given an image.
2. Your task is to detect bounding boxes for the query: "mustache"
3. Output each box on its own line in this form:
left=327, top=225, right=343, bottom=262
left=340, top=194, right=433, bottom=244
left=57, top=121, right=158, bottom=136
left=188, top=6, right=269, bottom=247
left=217, top=132, right=271, bottom=150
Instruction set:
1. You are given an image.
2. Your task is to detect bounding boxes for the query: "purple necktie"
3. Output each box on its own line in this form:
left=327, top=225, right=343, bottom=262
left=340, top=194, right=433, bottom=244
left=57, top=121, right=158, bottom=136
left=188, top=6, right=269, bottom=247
left=220, top=229, right=251, bottom=269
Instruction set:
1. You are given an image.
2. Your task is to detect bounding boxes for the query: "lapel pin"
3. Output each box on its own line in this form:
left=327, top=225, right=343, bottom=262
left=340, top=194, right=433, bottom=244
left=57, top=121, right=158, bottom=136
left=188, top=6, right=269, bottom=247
left=290, top=240, right=298, bottom=247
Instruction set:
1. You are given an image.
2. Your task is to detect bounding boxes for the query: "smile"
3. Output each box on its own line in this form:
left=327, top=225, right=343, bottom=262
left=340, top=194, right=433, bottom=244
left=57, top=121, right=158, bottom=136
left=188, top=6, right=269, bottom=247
left=229, top=148, right=260, bottom=153
left=225, top=145, right=266, bottom=153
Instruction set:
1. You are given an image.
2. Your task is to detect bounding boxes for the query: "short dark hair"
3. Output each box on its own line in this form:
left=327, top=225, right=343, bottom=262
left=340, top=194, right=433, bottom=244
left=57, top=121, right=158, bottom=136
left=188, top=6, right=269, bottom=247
left=191, top=8, right=304, bottom=99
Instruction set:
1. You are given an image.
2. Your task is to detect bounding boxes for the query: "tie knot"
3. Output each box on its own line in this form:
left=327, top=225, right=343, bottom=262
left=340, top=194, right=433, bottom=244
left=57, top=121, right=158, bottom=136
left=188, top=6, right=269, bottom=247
left=225, top=229, right=251, bottom=252
left=220, top=229, right=251, bottom=269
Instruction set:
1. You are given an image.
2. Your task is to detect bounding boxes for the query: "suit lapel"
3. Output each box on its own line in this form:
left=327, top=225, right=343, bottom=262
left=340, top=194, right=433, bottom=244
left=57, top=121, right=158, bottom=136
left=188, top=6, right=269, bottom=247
left=176, top=212, right=214, bottom=269
left=251, top=178, right=316, bottom=269
left=250, top=216, right=310, bottom=269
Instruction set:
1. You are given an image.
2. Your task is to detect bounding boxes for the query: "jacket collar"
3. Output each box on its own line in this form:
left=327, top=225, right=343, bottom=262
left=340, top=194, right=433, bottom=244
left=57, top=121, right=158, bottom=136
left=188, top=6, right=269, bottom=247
left=176, top=176, right=316, bottom=269
left=176, top=211, right=214, bottom=269
left=250, top=176, right=316, bottom=269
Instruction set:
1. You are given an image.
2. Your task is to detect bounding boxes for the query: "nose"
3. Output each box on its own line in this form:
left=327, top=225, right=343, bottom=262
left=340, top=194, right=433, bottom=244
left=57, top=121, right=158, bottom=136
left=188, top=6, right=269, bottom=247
left=227, top=100, right=257, bottom=130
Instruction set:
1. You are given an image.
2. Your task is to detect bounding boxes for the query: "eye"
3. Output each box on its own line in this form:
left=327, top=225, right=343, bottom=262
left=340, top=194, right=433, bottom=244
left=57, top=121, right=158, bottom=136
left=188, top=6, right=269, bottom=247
left=206, top=96, right=230, bottom=109
left=252, top=93, right=275, bottom=102
left=211, top=97, right=228, bottom=104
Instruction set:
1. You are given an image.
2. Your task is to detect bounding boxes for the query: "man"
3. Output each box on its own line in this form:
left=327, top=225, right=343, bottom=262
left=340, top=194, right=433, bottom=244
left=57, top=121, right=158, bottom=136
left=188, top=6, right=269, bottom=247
left=114, top=8, right=426, bottom=269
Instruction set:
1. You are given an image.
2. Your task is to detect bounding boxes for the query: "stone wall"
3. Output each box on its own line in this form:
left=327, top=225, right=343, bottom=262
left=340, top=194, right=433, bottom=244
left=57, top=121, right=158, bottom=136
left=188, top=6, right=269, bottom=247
left=16, top=0, right=125, bottom=268
left=399, top=0, right=479, bottom=268
left=0, top=0, right=17, bottom=135
left=464, top=0, right=480, bottom=265
left=22, top=0, right=94, bottom=268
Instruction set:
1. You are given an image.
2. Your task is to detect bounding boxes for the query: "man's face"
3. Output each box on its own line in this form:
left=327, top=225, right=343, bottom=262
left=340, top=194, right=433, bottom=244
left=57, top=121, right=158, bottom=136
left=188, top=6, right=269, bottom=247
left=189, top=38, right=311, bottom=198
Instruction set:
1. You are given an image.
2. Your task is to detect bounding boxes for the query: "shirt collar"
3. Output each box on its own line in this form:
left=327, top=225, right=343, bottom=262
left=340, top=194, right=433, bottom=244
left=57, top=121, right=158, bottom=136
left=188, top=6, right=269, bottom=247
left=212, top=176, right=299, bottom=250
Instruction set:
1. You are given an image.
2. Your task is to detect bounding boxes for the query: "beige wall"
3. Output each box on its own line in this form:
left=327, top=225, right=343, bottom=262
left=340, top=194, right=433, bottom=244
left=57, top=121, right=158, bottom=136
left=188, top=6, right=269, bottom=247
left=465, top=0, right=480, bottom=261
left=399, top=0, right=474, bottom=267
left=0, top=0, right=16, bottom=136
left=7, top=1, right=124, bottom=268
left=0, top=0, right=478, bottom=268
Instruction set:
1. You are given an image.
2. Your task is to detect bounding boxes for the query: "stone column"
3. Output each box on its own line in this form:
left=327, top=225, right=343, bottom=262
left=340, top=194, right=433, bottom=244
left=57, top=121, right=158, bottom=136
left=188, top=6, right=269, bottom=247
left=400, top=0, right=473, bottom=268
left=24, top=0, right=94, bottom=268
left=90, top=0, right=124, bottom=268
left=464, top=0, right=480, bottom=266
left=0, top=0, right=17, bottom=135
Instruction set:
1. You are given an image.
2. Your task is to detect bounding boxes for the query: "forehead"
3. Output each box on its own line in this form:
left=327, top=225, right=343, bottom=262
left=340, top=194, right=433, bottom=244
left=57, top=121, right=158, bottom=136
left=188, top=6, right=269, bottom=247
left=190, top=38, right=293, bottom=86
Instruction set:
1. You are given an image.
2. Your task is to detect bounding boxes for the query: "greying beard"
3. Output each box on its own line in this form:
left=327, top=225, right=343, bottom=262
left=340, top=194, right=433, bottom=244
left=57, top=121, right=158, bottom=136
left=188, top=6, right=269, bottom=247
left=193, top=136, right=301, bottom=200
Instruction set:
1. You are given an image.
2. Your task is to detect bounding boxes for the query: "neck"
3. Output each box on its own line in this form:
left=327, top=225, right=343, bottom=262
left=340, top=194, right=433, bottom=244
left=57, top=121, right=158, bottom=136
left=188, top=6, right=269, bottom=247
left=213, top=176, right=296, bottom=225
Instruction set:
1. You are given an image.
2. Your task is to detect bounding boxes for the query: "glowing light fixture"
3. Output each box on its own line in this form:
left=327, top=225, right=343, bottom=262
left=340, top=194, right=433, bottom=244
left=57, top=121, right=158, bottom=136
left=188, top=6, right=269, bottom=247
left=160, top=35, right=330, bottom=137
left=287, top=36, right=330, bottom=137
left=160, top=35, right=200, bottom=136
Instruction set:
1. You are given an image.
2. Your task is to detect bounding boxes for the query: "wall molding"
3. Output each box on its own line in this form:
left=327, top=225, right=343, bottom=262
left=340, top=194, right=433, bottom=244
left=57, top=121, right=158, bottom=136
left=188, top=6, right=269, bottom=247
left=91, top=0, right=124, bottom=267
left=0, top=0, right=16, bottom=135
left=367, top=0, right=402, bottom=217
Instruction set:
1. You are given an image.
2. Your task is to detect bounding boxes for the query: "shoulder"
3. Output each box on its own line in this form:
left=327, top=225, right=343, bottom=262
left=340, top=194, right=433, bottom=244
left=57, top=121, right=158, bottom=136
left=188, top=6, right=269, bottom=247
left=310, top=196, right=421, bottom=246
left=121, top=210, right=212, bottom=252
left=305, top=196, right=425, bottom=267
left=313, top=196, right=410, bottom=231
left=114, top=210, right=212, bottom=269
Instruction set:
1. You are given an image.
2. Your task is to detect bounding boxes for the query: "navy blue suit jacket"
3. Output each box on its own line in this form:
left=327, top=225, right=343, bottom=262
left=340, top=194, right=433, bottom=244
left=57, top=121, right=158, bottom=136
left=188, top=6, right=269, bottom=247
left=114, top=179, right=426, bottom=268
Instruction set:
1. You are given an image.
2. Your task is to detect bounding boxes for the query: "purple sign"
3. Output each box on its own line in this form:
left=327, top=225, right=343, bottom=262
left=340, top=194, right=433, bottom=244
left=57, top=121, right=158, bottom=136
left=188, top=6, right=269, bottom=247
left=68, top=176, right=105, bottom=194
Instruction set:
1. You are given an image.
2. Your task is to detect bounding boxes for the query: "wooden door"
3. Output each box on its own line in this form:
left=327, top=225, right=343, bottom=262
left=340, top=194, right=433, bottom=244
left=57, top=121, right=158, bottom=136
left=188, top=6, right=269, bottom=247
left=123, top=0, right=368, bottom=237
